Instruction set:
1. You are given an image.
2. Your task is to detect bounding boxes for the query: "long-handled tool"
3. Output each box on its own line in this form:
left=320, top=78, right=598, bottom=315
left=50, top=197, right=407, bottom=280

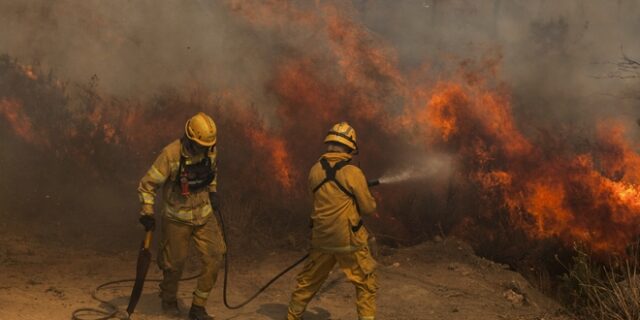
left=71, top=230, right=156, bottom=320
left=71, top=235, right=200, bottom=320
left=125, top=230, right=153, bottom=317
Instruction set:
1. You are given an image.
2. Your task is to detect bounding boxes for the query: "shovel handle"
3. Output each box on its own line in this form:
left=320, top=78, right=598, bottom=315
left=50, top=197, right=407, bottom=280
left=143, top=230, right=153, bottom=250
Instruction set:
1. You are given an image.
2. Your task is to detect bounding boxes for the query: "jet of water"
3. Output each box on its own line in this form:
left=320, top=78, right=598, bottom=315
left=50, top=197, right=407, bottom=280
left=378, top=153, right=454, bottom=184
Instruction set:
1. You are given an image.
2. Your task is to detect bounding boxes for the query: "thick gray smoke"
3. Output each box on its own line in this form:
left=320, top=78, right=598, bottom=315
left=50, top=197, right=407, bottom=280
left=360, top=1, right=639, bottom=129
left=0, top=1, right=279, bottom=101
left=1, top=1, right=637, bottom=117
left=1, top=0, right=639, bottom=250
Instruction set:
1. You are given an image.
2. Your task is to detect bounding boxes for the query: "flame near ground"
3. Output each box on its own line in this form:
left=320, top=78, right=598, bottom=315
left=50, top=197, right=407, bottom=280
left=0, top=1, right=639, bottom=262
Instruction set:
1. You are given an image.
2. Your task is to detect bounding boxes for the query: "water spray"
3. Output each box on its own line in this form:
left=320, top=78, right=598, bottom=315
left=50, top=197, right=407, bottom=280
left=71, top=154, right=450, bottom=319
left=375, top=153, right=454, bottom=186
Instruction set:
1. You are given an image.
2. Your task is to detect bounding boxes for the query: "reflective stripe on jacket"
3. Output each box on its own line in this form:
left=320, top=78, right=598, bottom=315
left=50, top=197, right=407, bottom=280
left=309, top=152, right=376, bottom=252
left=138, top=139, right=218, bottom=225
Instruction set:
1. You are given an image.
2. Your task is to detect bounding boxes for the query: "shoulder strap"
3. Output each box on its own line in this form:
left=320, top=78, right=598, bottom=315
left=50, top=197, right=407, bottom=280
left=177, top=154, right=186, bottom=180
left=312, top=158, right=354, bottom=198
left=312, top=159, right=331, bottom=193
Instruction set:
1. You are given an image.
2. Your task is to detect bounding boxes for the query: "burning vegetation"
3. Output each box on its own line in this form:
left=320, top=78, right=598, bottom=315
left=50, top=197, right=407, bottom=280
left=1, top=0, right=639, bottom=283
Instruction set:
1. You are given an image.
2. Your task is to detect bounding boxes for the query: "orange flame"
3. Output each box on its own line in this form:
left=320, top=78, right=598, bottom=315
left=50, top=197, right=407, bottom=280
left=245, top=126, right=295, bottom=190
left=3, top=1, right=640, bottom=256
left=0, top=98, right=44, bottom=146
left=18, top=64, right=38, bottom=80
left=423, top=76, right=640, bottom=254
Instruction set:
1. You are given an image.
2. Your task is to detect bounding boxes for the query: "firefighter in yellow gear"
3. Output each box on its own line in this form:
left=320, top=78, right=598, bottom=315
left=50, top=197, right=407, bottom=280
left=137, top=112, right=226, bottom=320
left=287, top=122, right=378, bottom=320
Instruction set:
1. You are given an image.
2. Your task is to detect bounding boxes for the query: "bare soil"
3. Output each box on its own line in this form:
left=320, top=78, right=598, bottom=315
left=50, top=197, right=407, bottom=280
left=0, top=231, right=572, bottom=320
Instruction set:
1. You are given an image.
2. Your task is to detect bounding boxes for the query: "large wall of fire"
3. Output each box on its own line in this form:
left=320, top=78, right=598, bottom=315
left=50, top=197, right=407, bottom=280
left=0, top=1, right=639, bottom=257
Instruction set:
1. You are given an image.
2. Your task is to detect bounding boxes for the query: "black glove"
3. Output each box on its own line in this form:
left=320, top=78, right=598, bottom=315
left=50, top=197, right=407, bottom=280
left=139, top=215, right=156, bottom=232
left=209, top=192, right=220, bottom=212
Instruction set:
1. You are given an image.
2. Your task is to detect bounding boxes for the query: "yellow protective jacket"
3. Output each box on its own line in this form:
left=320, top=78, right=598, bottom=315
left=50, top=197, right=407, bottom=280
left=138, top=139, right=217, bottom=226
left=308, top=152, right=377, bottom=252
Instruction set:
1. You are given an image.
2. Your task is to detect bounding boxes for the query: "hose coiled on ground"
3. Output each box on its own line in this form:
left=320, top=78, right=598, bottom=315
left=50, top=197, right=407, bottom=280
left=71, top=208, right=308, bottom=319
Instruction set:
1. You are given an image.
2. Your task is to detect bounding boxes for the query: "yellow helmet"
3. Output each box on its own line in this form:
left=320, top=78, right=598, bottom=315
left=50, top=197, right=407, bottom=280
left=185, top=112, right=217, bottom=147
left=324, top=122, right=357, bottom=152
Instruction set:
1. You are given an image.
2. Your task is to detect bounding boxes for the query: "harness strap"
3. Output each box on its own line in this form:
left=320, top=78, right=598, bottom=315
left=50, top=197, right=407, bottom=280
left=178, top=154, right=189, bottom=195
left=312, top=158, right=354, bottom=198
left=351, top=219, right=363, bottom=233
left=311, top=158, right=365, bottom=233
left=178, top=153, right=186, bottom=179
left=309, top=219, right=364, bottom=232
left=177, top=153, right=215, bottom=193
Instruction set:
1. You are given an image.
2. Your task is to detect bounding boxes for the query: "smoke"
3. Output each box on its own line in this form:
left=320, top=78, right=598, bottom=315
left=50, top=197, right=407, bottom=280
left=358, top=0, right=640, bottom=123
left=379, top=152, right=454, bottom=184
left=0, top=1, right=637, bottom=118
left=1, top=0, right=640, bottom=257
left=0, top=0, right=280, bottom=104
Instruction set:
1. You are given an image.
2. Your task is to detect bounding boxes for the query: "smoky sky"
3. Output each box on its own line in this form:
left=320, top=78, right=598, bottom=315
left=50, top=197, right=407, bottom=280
left=0, top=1, right=275, bottom=100
left=0, top=0, right=637, bottom=125
left=358, top=1, right=640, bottom=128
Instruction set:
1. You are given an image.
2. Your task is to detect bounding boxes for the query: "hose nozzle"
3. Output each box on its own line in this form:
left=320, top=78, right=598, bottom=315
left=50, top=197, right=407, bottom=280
left=367, top=179, right=380, bottom=187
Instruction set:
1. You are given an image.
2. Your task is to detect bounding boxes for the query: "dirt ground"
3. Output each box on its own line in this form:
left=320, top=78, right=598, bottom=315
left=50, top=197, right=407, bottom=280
left=0, top=230, right=573, bottom=320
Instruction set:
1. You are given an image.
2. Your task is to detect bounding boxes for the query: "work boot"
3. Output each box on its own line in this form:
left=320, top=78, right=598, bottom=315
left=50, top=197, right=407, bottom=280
left=188, top=304, right=214, bottom=320
left=161, top=299, right=181, bottom=317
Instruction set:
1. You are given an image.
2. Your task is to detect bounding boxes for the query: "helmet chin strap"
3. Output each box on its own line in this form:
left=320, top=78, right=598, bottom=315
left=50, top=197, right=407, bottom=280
left=182, top=136, right=208, bottom=156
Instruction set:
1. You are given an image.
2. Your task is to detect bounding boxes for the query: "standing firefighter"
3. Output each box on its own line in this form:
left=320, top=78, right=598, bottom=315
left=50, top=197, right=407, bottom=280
left=287, top=122, right=378, bottom=320
left=137, top=112, right=226, bottom=320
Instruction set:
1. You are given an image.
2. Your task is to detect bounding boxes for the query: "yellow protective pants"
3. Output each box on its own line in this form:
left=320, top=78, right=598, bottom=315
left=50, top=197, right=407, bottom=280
left=287, top=247, right=378, bottom=320
left=157, top=216, right=226, bottom=306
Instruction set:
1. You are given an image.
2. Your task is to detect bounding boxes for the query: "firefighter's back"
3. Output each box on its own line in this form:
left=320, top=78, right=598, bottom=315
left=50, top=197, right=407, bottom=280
left=308, top=152, right=374, bottom=251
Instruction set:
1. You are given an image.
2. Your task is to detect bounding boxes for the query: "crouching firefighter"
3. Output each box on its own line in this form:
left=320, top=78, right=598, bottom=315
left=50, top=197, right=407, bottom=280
left=287, top=122, right=378, bottom=320
left=137, top=112, right=226, bottom=320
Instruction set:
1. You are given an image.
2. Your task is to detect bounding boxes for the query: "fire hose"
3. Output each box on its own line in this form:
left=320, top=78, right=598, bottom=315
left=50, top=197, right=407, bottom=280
left=219, top=178, right=380, bottom=309
left=219, top=206, right=310, bottom=309
left=71, top=178, right=381, bottom=319
left=68, top=210, right=301, bottom=320
left=70, top=210, right=309, bottom=319
left=70, top=268, right=201, bottom=320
